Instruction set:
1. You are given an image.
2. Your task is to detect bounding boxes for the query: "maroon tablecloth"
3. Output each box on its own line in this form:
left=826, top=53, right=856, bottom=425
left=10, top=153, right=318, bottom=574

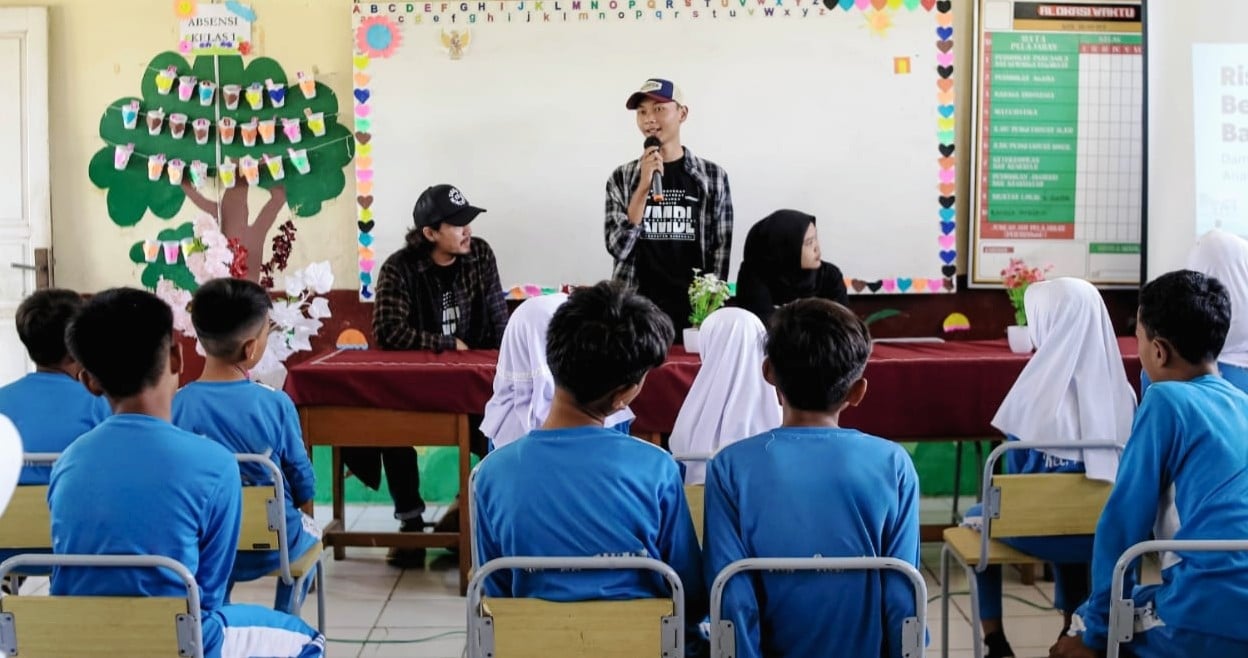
left=285, top=338, right=1142, bottom=440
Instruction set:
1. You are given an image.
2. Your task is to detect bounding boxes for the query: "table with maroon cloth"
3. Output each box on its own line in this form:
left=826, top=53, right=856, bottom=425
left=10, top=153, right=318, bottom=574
left=286, top=337, right=1142, bottom=587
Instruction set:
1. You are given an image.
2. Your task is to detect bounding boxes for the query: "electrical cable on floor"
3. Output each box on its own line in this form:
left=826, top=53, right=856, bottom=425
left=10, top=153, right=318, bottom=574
left=325, top=630, right=466, bottom=644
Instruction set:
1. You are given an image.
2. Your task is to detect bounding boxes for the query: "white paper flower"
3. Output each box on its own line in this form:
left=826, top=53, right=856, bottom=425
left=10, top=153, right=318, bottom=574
left=283, top=270, right=306, bottom=298
left=269, top=299, right=305, bottom=329
left=193, top=213, right=219, bottom=236
left=155, top=278, right=195, bottom=338
left=308, top=297, right=331, bottom=319
left=301, top=261, right=334, bottom=295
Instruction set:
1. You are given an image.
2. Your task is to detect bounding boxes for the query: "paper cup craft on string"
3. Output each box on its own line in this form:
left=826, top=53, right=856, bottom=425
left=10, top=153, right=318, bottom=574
left=113, top=144, right=135, bottom=171
left=198, top=80, right=217, bottom=106
left=168, top=113, right=188, bottom=140
left=245, top=83, right=265, bottom=110
left=219, top=158, right=238, bottom=188
left=297, top=72, right=316, bottom=99
left=180, top=237, right=197, bottom=256
left=146, top=108, right=165, bottom=136
left=177, top=76, right=197, bottom=102
left=266, top=79, right=287, bottom=108
left=147, top=154, right=167, bottom=182
left=288, top=148, right=310, bottom=174
left=222, top=84, right=241, bottom=110
left=162, top=241, right=181, bottom=264
left=281, top=118, right=302, bottom=144
left=218, top=117, right=237, bottom=144
left=192, top=118, right=211, bottom=145
left=166, top=159, right=186, bottom=186
left=304, top=109, right=326, bottom=137
left=264, top=154, right=286, bottom=181
left=189, top=160, right=209, bottom=189
left=155, top=67, right=177, bottom=95
left=142, top=239, right=161, bottom=262
left=240, top=156, right=260, bottom=185
left=121, top=101, right=140, bottom=130
left=258, top=119, right=277, bottom=145
left=240, top=119, right=259, bottom=147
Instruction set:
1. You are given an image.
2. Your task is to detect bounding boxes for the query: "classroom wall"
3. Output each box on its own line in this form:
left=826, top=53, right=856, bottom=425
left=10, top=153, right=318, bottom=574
left=2, top=0, right=975, bottom=294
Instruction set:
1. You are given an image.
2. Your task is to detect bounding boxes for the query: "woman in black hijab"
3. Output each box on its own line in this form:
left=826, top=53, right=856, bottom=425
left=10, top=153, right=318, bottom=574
left=735, top=210, right=848, bottom=325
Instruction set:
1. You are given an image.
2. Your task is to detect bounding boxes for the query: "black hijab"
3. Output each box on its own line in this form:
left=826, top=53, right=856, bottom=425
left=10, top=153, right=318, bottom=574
left=740, top=210, right=819, bottom=297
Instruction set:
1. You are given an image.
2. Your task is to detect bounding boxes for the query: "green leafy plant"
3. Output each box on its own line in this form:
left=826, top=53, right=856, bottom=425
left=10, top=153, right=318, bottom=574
left=688, top=270, right=731, bottom=328
left=863, top=309, right=901, bottom=326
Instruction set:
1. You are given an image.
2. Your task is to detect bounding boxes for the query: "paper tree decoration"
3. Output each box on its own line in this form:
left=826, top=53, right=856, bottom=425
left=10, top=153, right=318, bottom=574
left=89, top=51, right=354, bottom=284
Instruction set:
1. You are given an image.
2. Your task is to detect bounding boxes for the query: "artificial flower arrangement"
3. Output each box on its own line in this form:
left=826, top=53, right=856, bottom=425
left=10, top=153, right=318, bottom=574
left=1000, top=257, right=1052, bottom=326
left=688, top=270, right=731, bottom=329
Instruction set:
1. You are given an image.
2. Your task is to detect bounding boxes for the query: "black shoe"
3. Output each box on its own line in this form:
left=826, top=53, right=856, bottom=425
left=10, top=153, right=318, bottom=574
left=386, top=519, right=427, bottom=568
left=984, top=630, right=1015, bottom=658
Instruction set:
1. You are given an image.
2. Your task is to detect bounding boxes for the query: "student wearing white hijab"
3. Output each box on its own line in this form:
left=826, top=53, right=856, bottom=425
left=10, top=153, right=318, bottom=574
left=1149, top=229, right=1248, bottom=392
left=0, top=415, right=20, bottom=520
left=480, top=294, right=633, bottom=451
left=965, top=278, right=1137, bottom=658
left=669, top=307, right=782, bottom=484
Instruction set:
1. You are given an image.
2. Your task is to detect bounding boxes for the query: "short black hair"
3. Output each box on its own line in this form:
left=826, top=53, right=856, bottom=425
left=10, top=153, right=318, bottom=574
left=15, top=289, right=83, bottom=367
left=66, top=288, right=173, bottom=399
left=1138, top=269, right=1230, bottom=365
left=191, top=278, right=272, bottom=359
left=766, top=299, right=871, bottom=412
left=546, top=281, right=674, bottom=406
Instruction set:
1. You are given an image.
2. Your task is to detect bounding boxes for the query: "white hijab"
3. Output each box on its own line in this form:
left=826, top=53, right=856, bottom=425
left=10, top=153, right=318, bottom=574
left=670, top=308, right=783, bottom=484
left=479, top=294, right=634, bottom=450
left=991, top=278, right=1137, bottom=482
left=0, top=415, right=22, bottom=517
left=1187, top=229, right=1248, bottom=368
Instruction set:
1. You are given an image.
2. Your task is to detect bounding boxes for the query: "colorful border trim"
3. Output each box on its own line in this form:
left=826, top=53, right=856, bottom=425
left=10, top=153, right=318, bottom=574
left=353, top=54, right=376, bottom=299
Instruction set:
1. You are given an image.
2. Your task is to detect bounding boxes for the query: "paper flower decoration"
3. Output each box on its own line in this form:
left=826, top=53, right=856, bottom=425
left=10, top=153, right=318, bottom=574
left=178, top=40, right=192, bottom=54
left=942, top=312, right=970, bottom=333
left=864, top=8, right=894, bottom=36
left=238, top=40, right=252, bottom=56
left=174, top=0, right=197, bottom=19
left=356, top=16, right=401, bottom=59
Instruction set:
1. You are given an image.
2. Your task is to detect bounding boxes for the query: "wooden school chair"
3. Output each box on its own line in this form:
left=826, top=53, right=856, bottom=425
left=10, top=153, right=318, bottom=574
left=235, top=454, right=327, bottom=632
left=0, top=553, right=205, bottom=658
left=672, top=453, right=712, bottom=545
left=1106, top=539, right=1248, bottom=658
left=466, top=555, right=687, bottom=658
left=708, top=556, right=928, bottom=658
left=0, top=453, right=59, bottom=591
left=940, top=440, right=1122, bottom=658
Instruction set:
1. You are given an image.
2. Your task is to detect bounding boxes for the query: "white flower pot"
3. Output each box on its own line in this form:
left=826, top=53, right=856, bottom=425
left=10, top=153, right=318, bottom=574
left=683, top=327, right=701, bottom=354
left=1006, top=325, right=1033, bottom=354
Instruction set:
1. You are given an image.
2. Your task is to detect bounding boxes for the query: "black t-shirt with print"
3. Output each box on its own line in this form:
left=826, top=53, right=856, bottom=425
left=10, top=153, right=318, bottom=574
left=634, top=157, right=703, bottom=331
left=433, top=260, right=460, bottom=337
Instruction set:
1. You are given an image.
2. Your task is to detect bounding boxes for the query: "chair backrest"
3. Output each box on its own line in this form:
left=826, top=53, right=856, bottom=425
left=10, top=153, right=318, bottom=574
left=684, top=485, right=705, bottom=545
left=466, top=556, right=685, bottom=658
left=0, top=553, right=204, bottom=658
left=234, top=454, right=287, bottom=554
left=483, top=598, right=675, bottom=658
left=990, top=473, right=1111, bottom=538
left=708, top=557, right=927, bottom=658
left=0, top=486, right=52, bottom=549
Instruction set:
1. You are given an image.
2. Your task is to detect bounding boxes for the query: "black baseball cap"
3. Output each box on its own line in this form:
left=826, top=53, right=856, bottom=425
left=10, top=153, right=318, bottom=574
left=412, top=184, right=487, bottom=229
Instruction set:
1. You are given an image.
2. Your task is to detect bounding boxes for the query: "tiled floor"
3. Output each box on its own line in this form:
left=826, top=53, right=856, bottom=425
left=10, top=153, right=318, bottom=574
left=15, top=501, right=1087, bottom=658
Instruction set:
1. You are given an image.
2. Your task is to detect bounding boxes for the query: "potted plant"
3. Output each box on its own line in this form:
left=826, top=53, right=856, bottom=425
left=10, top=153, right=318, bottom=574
left=686, top=270, right=731, bottom=353
left=1000, top=257, right=1051, bottom=353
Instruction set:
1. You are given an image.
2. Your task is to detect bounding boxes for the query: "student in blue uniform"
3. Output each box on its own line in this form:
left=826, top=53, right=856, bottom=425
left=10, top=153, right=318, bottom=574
left=172, top=278, right=319, bottom=613
left=0, top=289, right=109, bottom=485
left=1141, top=229, right=1248, bottom=394
left=703, top=299, right=920, bottom=658
left=50, top=288, right=324, bottom=658
left=1051, top=270, right=1248, bottom=658
left=963, top=278, right=1137, bottom=658
left=473, top=281, right=707, bottom=656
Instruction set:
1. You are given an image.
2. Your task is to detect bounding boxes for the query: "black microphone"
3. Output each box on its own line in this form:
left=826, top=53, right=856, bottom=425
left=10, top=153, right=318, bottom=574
left=643, top=135, right=664, bottom=202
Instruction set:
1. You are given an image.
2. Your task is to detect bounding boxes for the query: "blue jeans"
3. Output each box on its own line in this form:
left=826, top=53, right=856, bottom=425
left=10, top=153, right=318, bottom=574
left=965, top=504, right=1094, bottom=619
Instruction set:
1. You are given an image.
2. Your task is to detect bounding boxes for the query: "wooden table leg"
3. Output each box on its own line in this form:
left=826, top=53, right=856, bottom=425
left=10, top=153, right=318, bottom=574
left=331, top=446, right=346, bottom=560
left=457, top=414, right=471, bottom=597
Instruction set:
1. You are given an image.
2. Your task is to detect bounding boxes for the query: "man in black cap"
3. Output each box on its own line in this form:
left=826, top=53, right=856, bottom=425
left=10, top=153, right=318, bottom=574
left=360, top=184, right=507, bottom=567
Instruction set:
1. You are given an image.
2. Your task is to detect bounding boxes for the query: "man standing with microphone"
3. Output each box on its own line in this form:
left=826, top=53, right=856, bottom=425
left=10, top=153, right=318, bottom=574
left=605, top=78, right=734, bottom=335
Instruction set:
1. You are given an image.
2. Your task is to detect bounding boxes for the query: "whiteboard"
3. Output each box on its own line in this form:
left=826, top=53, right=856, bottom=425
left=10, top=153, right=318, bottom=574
left=350, top=0, right=958, bottom=299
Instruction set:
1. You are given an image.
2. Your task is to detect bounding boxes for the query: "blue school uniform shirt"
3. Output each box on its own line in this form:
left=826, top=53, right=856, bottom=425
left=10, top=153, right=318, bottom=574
left=1075, top=375, right=1248, bottom=649
left=47, top=414, right=242, bottom=615
left=474, top=426, right=707, bottom=654
left=173, top=381, right=318, bottom=579
left=1139, top=361, right=1248, bottom=396
left=0, top=372, right=110, bottom=484
left=1004, top=433, right=1085, bottom=475
left=704, top=426, right=921, bottom=658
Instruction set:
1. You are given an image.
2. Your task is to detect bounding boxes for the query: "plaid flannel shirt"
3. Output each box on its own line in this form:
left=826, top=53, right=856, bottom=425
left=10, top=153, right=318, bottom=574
left=604, top=146, right=734, bottom=289
left=372, top=238, right=508, bottom=352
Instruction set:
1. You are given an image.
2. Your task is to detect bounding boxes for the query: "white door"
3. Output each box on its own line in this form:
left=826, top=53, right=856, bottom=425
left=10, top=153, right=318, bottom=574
left=0, top=8, right=50, bottom=386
